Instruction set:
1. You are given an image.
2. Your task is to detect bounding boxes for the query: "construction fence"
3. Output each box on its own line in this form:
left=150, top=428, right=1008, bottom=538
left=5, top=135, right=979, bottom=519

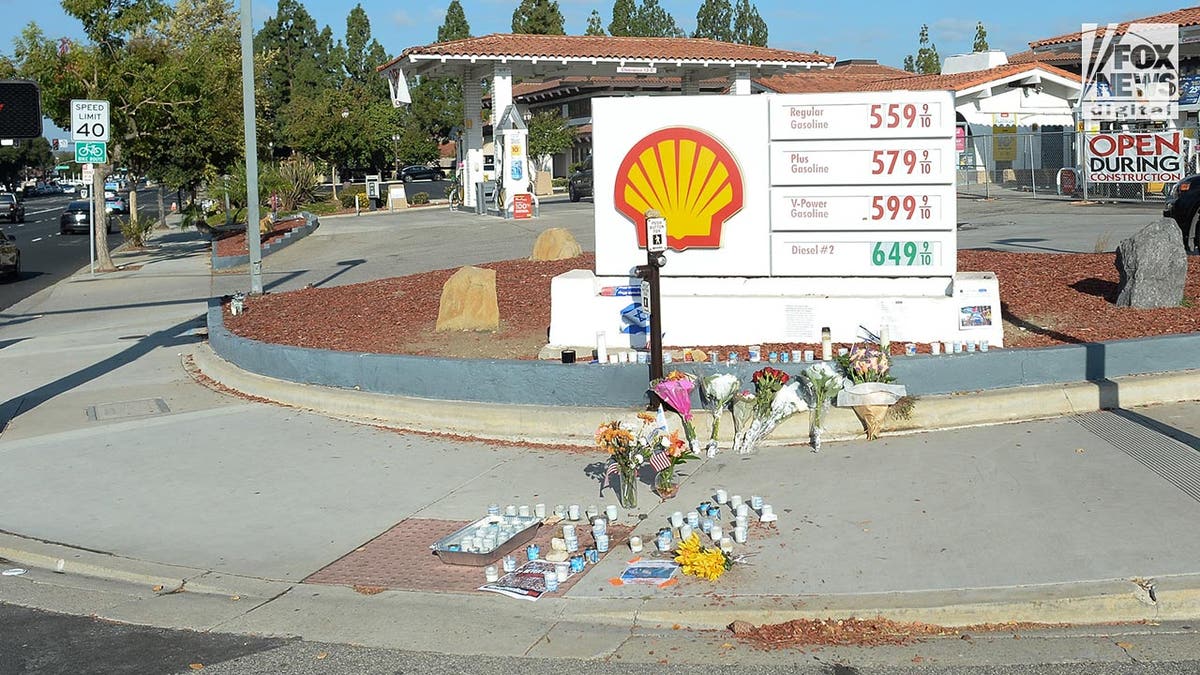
left=956, top=127, right=1196, bottom=203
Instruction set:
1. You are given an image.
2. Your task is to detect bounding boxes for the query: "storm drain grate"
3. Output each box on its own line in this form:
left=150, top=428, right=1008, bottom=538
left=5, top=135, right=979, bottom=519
left=85, top=398, right=170, bottom=422
left=1076, top=410, right=1200, bottom=503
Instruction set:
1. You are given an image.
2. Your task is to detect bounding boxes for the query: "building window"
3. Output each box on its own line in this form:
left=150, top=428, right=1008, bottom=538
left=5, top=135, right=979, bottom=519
left=566, top=99, right=591, bottom=119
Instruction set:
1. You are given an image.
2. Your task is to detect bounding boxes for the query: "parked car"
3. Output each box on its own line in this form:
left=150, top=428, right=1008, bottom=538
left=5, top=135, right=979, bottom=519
left=568, top=156, right=593, bottom=202
left=0, top=231, right=18, bottom=280
left=0, top=192, right=24, bottom=223
left=61, top=200, right=113, bottom=234
left=399, top=165, right=444, bottom=182
left=1164, top=175, right=1200, bottom=251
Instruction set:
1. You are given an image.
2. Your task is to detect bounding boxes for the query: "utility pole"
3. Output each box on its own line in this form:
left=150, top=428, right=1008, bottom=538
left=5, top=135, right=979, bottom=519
left=240, top=0, right=263, bottom=294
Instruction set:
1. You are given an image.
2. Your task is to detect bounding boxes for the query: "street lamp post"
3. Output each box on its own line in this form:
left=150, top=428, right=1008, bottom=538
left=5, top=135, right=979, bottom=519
left=332, top=108, right=349, bottom=200
left=391, top=134, right=401, bottom=180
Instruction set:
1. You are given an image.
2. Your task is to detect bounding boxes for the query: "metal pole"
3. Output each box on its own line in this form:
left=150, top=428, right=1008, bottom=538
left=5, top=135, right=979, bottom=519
left=1027, top=132, right=1037, bottom=198
left=240, top=0, right=263, bottom=295
left=647, top=254, right=663, bottom=385
left=89, top=187, right=95, bottom=277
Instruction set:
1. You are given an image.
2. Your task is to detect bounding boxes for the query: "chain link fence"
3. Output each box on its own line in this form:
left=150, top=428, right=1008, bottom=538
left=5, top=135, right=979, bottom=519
left=956, top=127, right=1190, bottom=203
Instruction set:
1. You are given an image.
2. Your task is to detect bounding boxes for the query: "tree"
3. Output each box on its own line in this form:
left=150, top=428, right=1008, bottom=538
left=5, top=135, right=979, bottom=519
left=903, top=54, right=915, bottom=73
left=629, top=0, right=683, bottom=37
left=526, top=111, right=576, bottom=177
left=730, top=0, right=767, bottom=46
left=255, top=0, right=339, bottom=156
left=693, top=0, right=732, bottom=41
left=511, top=0, right=565, bottom=35
left=342, top=4, right=389, bottom=99
left=14, top=0, right=174, bottom=271
left=437, top=0, right=471, bottom=42
left=609, top=0, right=636, bottom=36
left=916, top=24, right=941, bottom=74
left=973, top=21, right=989, bottom=52
left=584, top=10, right=606, bottom=36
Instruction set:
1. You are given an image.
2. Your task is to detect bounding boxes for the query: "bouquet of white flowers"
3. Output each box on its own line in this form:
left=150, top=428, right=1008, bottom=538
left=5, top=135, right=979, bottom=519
left=698, top=372, right=740, bottom=457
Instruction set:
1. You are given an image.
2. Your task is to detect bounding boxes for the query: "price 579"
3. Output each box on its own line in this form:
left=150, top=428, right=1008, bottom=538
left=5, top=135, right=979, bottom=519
left=871, top=149, right=932, bottom=175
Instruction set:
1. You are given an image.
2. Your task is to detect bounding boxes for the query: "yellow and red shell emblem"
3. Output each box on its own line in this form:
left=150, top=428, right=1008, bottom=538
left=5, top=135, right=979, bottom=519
left=614, top=127, right=744, bottom=250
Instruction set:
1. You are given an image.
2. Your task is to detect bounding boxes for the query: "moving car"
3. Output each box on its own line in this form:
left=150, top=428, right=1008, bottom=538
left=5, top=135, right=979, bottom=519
left=104, top=192, right=128, bottom=215
left=61, top=200, right=114, bottom=234
left=1164, top=175, right=1200, bottom=251
left=0, top=231, right=18, bottom=280
left=399, top=165, right=444, bottom=182
left=0, top=192, right=25, bottom=223
left=568, top=156, right=593, bottom=202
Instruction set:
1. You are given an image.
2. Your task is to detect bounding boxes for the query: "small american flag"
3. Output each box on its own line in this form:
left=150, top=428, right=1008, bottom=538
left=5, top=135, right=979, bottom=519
left=649, top=450, right=673, bottom=473
left=601, top=461, right=620, bottom=490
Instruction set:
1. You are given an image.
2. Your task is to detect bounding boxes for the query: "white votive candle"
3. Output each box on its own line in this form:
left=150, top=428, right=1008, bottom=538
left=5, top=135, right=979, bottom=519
left=733, top=526, right=747, bottom=543
left=730, top=494, right=743, bottom=509
left=715, top=489, right=728, bottom=504
left=720, top=537, right=734, bottom=554
left=535, top=503, right=547, bottom=518
left=484, top=565, right=499, bottom=582
left=679, top=524, right=693, bottom=541
left=605, top=504, right=618, bottom=521
left=629, top=536, right=643, bottom=553
left=518, top=505, right=530, bottom=517
left=568, top=504, right=581, bottom=520
left=670, top=511, right=684, bottom=528
left=736, top=503, right=749, bottom=518
left=710, top=525, right=723, bottom=542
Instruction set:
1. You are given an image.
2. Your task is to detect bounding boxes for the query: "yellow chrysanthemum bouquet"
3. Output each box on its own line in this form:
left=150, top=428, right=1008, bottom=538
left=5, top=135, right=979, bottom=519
left=673, top=533, right=734, bottom=581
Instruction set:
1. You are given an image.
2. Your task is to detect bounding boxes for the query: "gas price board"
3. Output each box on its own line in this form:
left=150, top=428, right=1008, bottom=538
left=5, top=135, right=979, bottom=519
left=767, top=91, right=956, bottom=277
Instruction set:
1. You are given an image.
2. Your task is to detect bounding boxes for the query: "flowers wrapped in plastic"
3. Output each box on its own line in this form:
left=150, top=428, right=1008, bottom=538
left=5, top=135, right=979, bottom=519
left=802, top=362, right=845, bottom=451
left=652, top=371, right=699, bottom=453
left=835, top=344, right=908, bottom=440
left=731, top=379, right=807, bottom=455
left=651, top=426, right=699, bottom=499
left=698, top=372, right=739, bottom=457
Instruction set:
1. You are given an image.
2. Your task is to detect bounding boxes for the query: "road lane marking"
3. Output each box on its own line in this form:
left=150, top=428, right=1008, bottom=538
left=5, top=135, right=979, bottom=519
left=30, top=237, right=42, bottom=242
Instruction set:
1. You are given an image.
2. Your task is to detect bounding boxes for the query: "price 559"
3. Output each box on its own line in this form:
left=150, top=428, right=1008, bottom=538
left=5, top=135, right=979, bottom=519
left=868, top=103, right=932, bottom=129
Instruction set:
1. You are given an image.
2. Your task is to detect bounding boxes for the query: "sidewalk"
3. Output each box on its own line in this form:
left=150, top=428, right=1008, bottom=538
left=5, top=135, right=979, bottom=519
left=1, top=208, right=1200, bottom=662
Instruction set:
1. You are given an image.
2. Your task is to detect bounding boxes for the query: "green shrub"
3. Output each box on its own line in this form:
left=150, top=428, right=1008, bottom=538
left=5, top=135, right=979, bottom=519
left=119, top=214, right=156, bottom=248
left=568, top=161, right=583, bottom=175
left=410, top=192, right=430, bottom=205
left=277, top=157, right=319, bottom=210
left=339, top=186, right=366, bottom=209
left=305, top=199, right=340, bottom=215
left=552, top=177, right=568, bottom=188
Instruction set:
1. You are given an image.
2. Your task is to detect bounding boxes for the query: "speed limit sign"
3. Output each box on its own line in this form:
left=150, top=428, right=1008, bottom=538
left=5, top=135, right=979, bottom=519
left=70, top=99, right=109, bottom=143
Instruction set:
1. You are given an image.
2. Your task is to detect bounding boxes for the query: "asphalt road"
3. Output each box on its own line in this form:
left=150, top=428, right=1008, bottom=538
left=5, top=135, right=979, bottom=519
left=0, top=190, right=160, bottom=312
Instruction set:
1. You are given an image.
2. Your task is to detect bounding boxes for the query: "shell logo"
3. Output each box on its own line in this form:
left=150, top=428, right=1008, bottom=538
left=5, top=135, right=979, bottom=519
left=614, top=127, right=744, bottom=251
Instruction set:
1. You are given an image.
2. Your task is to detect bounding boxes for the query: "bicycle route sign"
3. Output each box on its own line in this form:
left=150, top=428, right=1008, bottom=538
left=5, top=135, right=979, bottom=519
left=75, top=141, right=107, bottom=164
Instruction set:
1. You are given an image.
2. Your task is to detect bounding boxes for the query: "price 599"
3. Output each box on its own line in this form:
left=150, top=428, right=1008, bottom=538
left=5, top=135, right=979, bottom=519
left=869, top=195, right=933, bottom=220
left=870, top=149, right=932, bottom=175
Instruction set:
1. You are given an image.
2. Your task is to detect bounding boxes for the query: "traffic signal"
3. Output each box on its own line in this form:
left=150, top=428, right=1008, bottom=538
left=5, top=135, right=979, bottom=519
left=0, top=80, right=41, bottom=139
left=52, top=139, right=60, bottom=151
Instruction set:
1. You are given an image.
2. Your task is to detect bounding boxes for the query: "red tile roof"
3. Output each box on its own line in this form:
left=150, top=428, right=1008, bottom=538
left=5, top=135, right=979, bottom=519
left=512, top=75, right=730, bottom=99
left=1008, top=48, right=1078, bottom=65
left=762, top=61, right=1080, bottom=95
left=1030, top=6, right=1200, bottom=48
left=855, top=62, right=1080, bottom=92
left=379, top=33, right=833, bottom=72
left=757, top=60, right=909, bottom=94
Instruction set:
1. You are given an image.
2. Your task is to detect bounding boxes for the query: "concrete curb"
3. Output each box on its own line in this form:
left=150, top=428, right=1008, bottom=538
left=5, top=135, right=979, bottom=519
left=210, top=212, right=319, bottom=270
left=188, top=343, right=1200, bottom=446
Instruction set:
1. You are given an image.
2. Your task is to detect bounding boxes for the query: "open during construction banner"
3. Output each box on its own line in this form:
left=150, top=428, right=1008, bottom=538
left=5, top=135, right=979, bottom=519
left=1085, top=131, right=1183, bottom=183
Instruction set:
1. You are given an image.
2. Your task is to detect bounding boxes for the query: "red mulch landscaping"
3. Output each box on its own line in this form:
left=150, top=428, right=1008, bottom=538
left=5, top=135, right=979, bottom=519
left=214, top=216, right=307, bottom=258
left=223, top=249, right=1200, bottom=360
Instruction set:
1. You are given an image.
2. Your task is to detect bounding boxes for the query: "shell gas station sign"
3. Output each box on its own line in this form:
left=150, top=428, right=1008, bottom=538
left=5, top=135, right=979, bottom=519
left=551, top=91, right=1001, bottom=349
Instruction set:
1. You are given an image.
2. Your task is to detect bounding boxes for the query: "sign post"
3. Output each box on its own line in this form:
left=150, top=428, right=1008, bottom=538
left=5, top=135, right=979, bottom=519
left=636, top=211, right=668, bottom=390
left=72, top=99, right=109, bottom=277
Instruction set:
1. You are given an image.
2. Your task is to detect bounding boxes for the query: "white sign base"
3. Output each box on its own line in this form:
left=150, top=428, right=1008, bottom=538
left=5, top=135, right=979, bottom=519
left=548, top=270, right=1003, bottom=349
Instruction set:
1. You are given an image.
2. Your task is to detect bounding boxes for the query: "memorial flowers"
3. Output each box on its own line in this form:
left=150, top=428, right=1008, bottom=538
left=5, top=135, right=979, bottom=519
left=596, top=412, right=665, bottom=508
left=674, top=533, right=733, bottom=581
left=802, top=363, right=845, bottom=451
left=698, top=372, right=739, bottom=457
left=652, top=428, right=699, bottom=499
left=732, top=379, right=807, bottom=455
left=835, top=344, right=908, bottom=440
left=652, top=371, right=699, bottom=451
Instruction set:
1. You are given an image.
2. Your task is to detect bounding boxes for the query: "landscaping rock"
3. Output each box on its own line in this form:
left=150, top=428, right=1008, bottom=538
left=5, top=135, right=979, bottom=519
left=1115, top=218, right=1187, bottom=308
left=530, top=228, right=581, bottom=261
left=435, top=266, right=499, bottom=332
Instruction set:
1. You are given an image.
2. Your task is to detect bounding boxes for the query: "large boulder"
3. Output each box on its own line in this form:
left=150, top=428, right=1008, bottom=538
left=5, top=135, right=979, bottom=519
left=530, top=227, right=581, bottom=261
left=435, top=266, right=499, bottom=332
left=1115, top=218, right=1187, bottom=308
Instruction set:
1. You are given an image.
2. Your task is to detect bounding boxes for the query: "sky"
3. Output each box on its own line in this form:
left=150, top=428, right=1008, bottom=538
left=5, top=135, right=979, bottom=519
left=1, top=0, right=1184, bottom=136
